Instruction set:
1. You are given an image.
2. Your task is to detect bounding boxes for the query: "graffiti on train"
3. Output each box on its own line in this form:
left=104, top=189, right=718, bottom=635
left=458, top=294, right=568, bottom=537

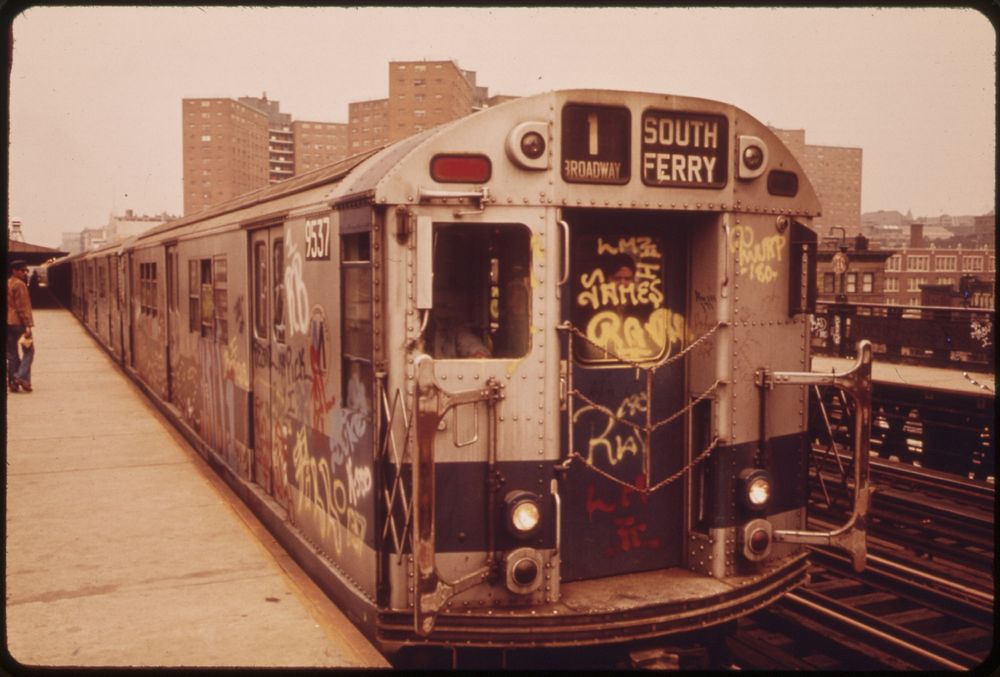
left=728, top=224, right=785, bottom=284
left=575, top=235, right=684, bottom=361
left=573, top=392, right=647, bottom=467
left=585, top=473, right=661, bottom=557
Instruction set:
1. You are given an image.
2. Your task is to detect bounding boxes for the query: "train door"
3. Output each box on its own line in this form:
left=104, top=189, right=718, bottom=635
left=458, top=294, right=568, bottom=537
left=165, top=245, right=180, bottom=403
left=559, top=209, right=689, bottom=581
left=249, top=226, right=288, bottom=500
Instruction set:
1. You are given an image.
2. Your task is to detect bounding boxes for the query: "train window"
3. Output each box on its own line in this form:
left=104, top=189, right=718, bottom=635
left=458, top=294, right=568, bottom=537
left=426, top=223, right=531, bottom=359
left=272, top=240, right=286, bottom=343
left=139, top=262, right=158, bottom=317
left=214, top=255, right=228, bottom=342
left=189, top=259, right=200, bottom=333
left=342, top=232, right=373, bottom=414
left=570, top=219, right=676, bottom=364
left=200, top=259, right=213, bottom=338
left=253, top=242, right=268, bottom=340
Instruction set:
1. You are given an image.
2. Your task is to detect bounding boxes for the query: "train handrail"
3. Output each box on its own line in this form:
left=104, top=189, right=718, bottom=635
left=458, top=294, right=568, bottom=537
left=412, top=354, right=505, bottom=636
left=760, top=340, right=875, bottom=572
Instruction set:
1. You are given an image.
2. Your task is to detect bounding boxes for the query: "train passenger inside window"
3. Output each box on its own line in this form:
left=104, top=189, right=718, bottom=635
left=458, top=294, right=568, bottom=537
left=426, top=224, right=531, bottom=359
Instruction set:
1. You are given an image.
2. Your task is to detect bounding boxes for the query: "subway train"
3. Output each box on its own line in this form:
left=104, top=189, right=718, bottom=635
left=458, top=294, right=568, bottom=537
left=46, top=89, right=874, bottom=654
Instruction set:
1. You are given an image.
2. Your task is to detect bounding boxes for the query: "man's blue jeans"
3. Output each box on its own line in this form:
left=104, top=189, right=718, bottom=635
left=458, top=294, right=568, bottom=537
left=6, top=325, right=31, bottom=386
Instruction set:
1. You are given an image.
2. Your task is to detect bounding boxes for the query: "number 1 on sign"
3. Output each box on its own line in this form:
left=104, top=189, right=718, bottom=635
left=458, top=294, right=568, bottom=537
left=587, top=113, right=598, bottom=156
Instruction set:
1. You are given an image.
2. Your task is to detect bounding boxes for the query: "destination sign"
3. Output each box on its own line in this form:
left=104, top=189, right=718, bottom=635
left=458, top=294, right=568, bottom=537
left=641, top=110, right=728, bottom=189
left=561, top=104, right=631, bottom=185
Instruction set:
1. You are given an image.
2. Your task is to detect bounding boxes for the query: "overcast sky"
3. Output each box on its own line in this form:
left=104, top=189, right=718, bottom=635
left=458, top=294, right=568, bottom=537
left=7, top=6, right=996, bottom=248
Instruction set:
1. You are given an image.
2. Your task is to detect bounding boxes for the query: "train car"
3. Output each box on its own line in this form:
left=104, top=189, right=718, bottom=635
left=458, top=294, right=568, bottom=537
left=50, top=89, right=874, bottom=656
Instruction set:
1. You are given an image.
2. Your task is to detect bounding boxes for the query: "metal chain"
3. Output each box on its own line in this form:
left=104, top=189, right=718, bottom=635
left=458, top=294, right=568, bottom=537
left=558, top=320, right=727, bottom=494
left=569, top=379, right=721, bottom=436
left=563, top=436, right=721, bottom=495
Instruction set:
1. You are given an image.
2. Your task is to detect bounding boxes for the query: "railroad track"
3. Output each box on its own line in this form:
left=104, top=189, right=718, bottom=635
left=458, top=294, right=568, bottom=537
left=810, top=453, right=994, bottom=585
left=730, top=548, right=994, bottom=670
left=729, top=453, right=995, bottom=670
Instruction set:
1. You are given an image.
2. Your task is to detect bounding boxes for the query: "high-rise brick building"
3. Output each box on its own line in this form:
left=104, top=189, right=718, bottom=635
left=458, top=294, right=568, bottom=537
left=348, top=98, right=390, bottom=154
left=292, top=120, right=350, bottom=174
left=771, top=128, right=863, bottom=238
left=182, top=98, right=271, bottom=216
left=183, top=95, right=348, bottom=215
left=182, top=61, right=503, bottom=215
left=386, top=60, right=476, bottom=143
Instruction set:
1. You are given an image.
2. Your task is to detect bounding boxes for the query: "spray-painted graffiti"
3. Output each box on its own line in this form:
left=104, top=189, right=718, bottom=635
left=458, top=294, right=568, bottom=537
left=811, top=315, right=829, bottom=341
left=574, top=234, right=683, bottom=361
left=291, top=422, right=370, bottom=558
left=970, top=316, right=993, bottom=348
left=585, top=473, right=661, bottom=556
left=284, top=240, right=310, bottom=335
left=729, top=225, right=785, bottom=284
left=309, top=307, right=336, bottom=432
left=573, top=392, right=646, bottom=467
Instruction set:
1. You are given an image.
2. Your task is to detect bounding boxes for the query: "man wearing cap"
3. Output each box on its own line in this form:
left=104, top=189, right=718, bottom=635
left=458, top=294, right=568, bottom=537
left=7, top=260, right=34, bottom=392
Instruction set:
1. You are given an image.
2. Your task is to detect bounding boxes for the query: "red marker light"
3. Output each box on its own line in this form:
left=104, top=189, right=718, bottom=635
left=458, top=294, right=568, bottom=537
left=430, top=154, right=492, bottom=183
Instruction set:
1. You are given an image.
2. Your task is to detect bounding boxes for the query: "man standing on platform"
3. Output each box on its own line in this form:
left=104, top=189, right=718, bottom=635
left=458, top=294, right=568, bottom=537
left=7, top=260, right=34, bottom=393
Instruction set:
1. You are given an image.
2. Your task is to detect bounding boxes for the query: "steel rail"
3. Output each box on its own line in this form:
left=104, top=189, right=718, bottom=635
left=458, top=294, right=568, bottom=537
left=782, top=592, right=970, bottom=670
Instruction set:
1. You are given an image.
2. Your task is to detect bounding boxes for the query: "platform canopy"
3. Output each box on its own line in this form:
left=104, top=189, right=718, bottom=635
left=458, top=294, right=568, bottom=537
left=7, top=240, right=69, bottom=267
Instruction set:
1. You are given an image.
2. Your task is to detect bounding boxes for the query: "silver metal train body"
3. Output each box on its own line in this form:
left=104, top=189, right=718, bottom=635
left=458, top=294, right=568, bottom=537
left=49, top=89, right=872, bottom=651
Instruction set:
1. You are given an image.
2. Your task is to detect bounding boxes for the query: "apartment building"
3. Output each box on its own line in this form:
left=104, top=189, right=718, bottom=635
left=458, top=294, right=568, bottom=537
left=817, top=235, right=895, bottom=304
left=882, top=224, right=995, bottom=308
left=292, top=120, right=349, bottom=174
left=182, top=63, right=502, bottom=214
left=182, top=98, right=271, bottom=215
left=348, top=98, right=390, bottom=154
left=771, top=128, right=863, bottom=239
left=387, top=60, right=476, bottom=143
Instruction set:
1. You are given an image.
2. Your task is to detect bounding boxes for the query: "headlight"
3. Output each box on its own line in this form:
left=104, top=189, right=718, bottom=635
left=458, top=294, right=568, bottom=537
left=739, top=468, right=772, bottom=511
left=505, top=490, right=542, bottom=538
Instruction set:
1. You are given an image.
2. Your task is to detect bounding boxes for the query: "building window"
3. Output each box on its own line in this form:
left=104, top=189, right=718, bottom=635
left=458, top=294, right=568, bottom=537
left=935, top=255, right=957, bottom=271
left=846, top=272, right=857, bottom=293
left=907, top=277, right=926, bottom=292
left=885, top=278, right=899, bottom=292
left=201, top=135, right=212, bottom=142
left=906, top=255, right=929, bottom=271
left=823, top=272, right=835, bottom=293
left=936, top=277, right=954, bottom=286
left=963, top=255, right=984, bottom=272
left=886, top=255, right=901, bottom=272
left=862, top=272, right=873, bottom=293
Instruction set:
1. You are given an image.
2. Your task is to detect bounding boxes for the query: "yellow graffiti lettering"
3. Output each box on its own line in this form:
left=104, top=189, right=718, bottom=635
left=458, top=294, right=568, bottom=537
left=597, top=236, right=662, bottom=259
left=222, top=336, right=249, bottom=390
left=577, top=269, right=664, bottom=312
left=585, top=308, right=684, bottom=362
left=573, top=393, right=647, bottom=466
left=729, top=225, right=785, bottom=284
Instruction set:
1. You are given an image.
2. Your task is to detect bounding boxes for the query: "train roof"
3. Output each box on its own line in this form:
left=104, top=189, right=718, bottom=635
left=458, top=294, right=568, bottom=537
left=331, top=88, right=822, bottom=217
left=132, top=147, right=384, bottom=245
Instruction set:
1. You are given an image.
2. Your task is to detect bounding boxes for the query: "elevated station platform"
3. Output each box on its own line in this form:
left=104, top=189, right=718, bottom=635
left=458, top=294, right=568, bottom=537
left=812, top=356, right=995, bottom=396
left=5, top=310, right=390, bottom=669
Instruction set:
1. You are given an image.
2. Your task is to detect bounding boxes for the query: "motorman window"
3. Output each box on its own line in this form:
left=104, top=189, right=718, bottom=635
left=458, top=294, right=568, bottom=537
left=426, top=223, right=531, bottom=360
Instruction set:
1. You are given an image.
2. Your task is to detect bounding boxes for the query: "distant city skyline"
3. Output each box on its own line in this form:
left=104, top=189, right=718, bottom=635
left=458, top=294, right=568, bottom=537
left=8, top=6, right=995, bottom=248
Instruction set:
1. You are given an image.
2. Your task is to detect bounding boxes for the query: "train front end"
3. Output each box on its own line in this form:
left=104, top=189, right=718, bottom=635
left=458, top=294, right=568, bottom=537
left=332, top=89, right=873, bottom=649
